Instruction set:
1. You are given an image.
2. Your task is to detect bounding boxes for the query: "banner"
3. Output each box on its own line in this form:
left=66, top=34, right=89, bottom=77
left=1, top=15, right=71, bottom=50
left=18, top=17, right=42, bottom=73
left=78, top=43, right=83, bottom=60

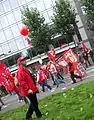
left=0, top=62, right=14, bottom=91
left=58, top=48, right=86, bottom=78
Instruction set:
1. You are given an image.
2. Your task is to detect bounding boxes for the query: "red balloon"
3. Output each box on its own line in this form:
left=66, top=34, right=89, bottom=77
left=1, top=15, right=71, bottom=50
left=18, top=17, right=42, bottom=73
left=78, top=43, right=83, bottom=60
left=20, top=26, right=29, bottom=36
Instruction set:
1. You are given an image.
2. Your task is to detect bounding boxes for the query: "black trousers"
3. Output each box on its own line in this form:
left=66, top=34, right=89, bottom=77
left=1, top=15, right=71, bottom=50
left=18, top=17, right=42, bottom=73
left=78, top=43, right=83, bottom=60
left=57, top=73, right=64, bottom=80
left=26, top=93, right=42, bottom=119
left=70, top=72, right=81, bottom=83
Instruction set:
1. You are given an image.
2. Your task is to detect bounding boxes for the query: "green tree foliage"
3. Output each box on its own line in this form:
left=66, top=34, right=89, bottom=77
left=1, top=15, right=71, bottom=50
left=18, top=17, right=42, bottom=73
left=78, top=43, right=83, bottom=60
left=21, top=7, right=53, bottom=53
left=81, top=0, right=94, bottom=31
left=52, top=0, right=82, bottom=42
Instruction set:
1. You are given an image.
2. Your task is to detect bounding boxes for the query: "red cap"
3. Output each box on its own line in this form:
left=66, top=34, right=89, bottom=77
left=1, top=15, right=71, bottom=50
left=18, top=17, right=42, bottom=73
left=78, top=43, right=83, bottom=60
left=17, top=57, right=26, bottom=64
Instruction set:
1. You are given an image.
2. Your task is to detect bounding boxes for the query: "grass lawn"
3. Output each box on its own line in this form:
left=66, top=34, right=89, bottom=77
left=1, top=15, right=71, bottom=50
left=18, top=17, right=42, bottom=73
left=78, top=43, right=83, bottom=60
left=1, top=81, right=94, bottom=120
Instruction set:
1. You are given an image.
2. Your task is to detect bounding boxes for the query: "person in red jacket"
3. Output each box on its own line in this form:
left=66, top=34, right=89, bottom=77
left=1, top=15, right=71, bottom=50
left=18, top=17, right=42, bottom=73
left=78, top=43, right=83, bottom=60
left=12, top=73, right=29, bottom=104
left=68, top=62, right=82, bottom=83
left=37, top=68, right=52, bottom=92
left=17, top=57, right=42, bottom=120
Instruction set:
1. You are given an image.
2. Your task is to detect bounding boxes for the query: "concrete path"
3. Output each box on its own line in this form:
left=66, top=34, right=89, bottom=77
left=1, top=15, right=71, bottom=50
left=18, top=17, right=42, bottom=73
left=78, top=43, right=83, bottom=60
left=1, top=65, right=94, bottom=112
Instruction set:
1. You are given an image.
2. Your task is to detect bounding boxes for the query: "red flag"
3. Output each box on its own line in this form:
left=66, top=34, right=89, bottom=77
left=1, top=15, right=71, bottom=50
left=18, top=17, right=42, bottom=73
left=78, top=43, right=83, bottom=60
left=58, top=48, right=86, bottom=78
left=81, top=42, right=88, bottom=53
left=47, top=48, right=57, bottom=61
left=61, top=43, right=66, bottom=48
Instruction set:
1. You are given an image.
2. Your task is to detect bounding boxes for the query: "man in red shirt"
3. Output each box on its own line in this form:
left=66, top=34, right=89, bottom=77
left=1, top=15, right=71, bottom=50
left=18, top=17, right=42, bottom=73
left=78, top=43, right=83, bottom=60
left=37, top=68, right=52, bottom=92
left=68, top=62, right=82, bottom=83
left=17, top=57, right=42, bottom=120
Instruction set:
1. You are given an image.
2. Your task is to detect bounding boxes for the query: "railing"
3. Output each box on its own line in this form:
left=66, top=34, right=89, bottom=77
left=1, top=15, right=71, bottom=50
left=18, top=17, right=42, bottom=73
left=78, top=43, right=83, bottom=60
left=10, top=42, right=77, bottom=73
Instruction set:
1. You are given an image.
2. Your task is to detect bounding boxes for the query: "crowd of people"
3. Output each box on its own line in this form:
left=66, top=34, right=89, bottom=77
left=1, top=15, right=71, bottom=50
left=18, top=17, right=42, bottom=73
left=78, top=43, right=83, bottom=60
left=0, top=46, right=94, bottom=120
left=78, top=48, right=94, bottom=69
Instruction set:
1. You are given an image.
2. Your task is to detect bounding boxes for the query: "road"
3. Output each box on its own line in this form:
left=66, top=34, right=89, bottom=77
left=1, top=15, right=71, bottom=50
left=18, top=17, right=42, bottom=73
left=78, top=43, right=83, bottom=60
left=1, top=65, right=94, bottom=112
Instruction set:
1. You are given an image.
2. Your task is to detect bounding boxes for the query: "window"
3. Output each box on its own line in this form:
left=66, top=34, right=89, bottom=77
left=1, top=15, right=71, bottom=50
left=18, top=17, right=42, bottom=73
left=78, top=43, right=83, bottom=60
left=48, top=9, right=54, bottom=21
left=35, top=0, right=45, bottom=11
left=0, top=22, right=2, bottom=30
left=0, top=3, right=5, bottom=15
left=27, top=2, right=37, bottom=9
left=15, top=37, right=25, bottom=50
left=9, top=0, right=19, bottom=9
left=11, top=24, right=20, bottom=37
left=2, top=43, right=10, bottom=54
left=26, top=0, right=33, bottom=2
left=0, top=15, right=9, bottom=28
left=0, top=31, right=6, bottom=43
left=3, top=0, right=11, bottom=12
left=21, top=49, right=28, bottom=57
left=24, top=38, right=28, bottom=47
left=0, top=46, right=3, bottom=55
left=4, top=28, right=13, bottom=40
left=9, top=40, right=18, bottom=52
left=51, top=0, right=56, bottom=6
left=18, top=0, right=26, bottom=6
left=13, top=9, right=21, bottom=22
left=8, top=56, right=16, bottom=67
left=43, top=0, right=53, bottom=9
left=18, top=22, right=25, bottom=30
left=7, top=13, right=16, bottom=25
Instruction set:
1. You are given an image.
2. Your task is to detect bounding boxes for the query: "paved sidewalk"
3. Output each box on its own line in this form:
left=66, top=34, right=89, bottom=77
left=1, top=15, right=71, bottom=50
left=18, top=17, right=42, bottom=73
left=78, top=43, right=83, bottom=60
left=1, top=65, right=94, bottom=112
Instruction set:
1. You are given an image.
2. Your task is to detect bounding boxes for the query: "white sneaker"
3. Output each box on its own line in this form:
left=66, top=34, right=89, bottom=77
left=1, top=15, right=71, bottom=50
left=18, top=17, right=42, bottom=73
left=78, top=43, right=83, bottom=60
left=61, top=87, right=66, bottom=90
left=18, top=100, right=23, bottom=103
left=2, top=105, right=7, bottom=109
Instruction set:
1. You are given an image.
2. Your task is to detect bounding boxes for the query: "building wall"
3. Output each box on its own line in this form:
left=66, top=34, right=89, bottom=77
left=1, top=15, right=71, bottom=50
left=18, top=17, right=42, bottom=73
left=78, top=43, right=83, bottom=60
left=0, top=0, right=92, bottom=70
left=69, top=0, right=92, bottom=48
left=0, top=0, right=56, bottom=55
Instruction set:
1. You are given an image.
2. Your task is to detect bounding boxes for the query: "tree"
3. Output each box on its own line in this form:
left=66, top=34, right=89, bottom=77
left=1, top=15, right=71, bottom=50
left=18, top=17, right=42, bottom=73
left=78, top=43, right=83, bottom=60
left=52, top=0, right=82, bottom=42
left=81, top=0, right=94, bottom=31
left=21, top=7, right=53, bottom=53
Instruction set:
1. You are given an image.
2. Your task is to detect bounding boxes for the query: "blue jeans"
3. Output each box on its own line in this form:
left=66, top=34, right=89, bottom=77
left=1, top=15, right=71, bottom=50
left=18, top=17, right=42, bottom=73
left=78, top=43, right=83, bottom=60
left=53, top=73, right=64, bottom=87
left=40, top=80, right=52, bottom=92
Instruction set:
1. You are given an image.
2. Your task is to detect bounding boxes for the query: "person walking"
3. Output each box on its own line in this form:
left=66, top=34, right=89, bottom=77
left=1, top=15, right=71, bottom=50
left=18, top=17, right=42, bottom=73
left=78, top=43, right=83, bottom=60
left=13, top=73, right=29, bottom=104
left=54, top=62, right=65, bottom=82
left=37, top=68, right=52, bottom=92
left=78, top=51, right=86, bottom=70
left=49, top=61, right=65, bottom=87
left=82, top=49, right=91, bottom=67
left=0, top=94, right=4, bottom=111
left=89, top=49, right=94, bottom=63
left=0, top=97, right=4, bottom=106
left=68, top=62, right=82, bottom=84
left=46, top=62, right=56, bottom=85
left=17, top=57, right=43, bottom=120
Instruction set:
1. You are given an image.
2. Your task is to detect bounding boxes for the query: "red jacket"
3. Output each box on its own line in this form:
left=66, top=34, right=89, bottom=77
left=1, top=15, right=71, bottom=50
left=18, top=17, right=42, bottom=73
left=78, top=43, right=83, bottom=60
left=37, top=70, right=47, bottom=84
left=17, top=66, right=38, bottom=96
left=69, top=65, right=74, bottom=73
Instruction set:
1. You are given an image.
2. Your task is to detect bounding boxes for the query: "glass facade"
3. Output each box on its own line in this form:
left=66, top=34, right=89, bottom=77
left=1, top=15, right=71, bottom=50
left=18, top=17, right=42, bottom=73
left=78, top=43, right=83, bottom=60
left=0, top=0, right=90, bottom=69
left=0, top=0, right=56, bottom=53
left=0, top=0, right=56, bottom=68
